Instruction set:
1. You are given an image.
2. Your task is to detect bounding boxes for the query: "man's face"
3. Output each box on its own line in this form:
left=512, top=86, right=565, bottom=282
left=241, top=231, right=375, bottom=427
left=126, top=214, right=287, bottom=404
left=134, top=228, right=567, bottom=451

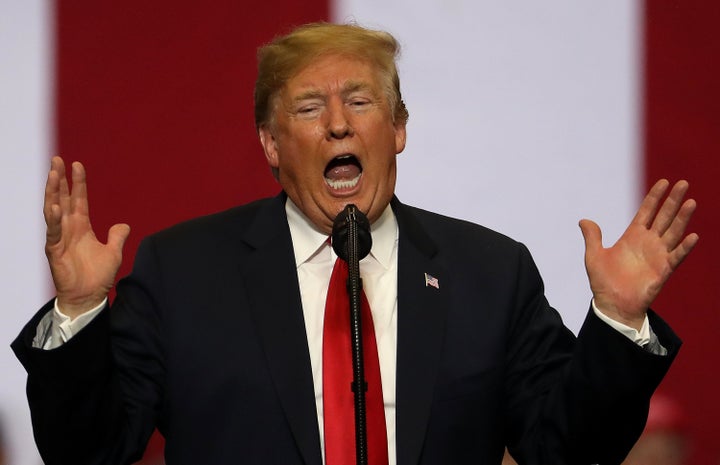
left=259, top=54, right=407, bottom=234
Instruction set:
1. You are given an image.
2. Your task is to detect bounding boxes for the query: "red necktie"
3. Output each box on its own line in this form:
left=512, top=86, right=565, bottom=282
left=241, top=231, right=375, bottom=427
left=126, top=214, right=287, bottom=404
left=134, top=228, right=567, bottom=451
left=323, top=257, right=389, bottom=465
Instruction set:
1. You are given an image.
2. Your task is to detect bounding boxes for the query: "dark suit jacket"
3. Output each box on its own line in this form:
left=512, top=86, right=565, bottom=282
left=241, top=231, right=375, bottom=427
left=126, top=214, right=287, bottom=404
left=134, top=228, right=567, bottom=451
left=13, top=194, right=680, bottom=465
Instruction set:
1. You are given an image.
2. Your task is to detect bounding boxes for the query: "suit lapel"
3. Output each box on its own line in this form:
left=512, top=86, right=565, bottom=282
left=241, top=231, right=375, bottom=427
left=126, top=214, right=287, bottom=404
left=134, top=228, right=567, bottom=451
left=236, top=195, right=447, bottom=465
left=393, top=199, right=448, bottom=465
left=239, top=194, right=322, bottom=465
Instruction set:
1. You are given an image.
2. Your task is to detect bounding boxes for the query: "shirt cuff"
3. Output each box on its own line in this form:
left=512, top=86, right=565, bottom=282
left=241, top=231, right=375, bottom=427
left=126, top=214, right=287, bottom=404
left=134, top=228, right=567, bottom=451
left=592, top=299, right=651, bottom=346
left=36, top=298, right=107, bottom=350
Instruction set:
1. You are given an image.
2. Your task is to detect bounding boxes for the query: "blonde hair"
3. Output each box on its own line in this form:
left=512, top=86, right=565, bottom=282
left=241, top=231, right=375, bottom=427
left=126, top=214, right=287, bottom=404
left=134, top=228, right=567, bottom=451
left=254, top=22, right=409, bottom=129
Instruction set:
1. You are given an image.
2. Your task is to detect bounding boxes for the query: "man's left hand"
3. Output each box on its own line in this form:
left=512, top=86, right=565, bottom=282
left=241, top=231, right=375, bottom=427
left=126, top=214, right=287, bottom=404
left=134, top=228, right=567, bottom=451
left=579, top=179, right=699, bottom=330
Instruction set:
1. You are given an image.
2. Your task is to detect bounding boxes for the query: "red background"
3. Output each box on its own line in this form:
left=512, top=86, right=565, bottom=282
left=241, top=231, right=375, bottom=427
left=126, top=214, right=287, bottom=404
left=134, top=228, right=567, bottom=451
left=54, top=1, right=328, bottom=460
left=644, top=2, right=720, bottom=464
left=55, top=1, right=328, bottom=279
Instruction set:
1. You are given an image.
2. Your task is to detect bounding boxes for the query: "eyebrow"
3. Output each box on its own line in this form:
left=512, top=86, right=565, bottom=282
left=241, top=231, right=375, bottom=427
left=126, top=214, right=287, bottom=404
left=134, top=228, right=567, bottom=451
left=341, top=80, right=374, bottom=97
left=293, top=90, right=325, bottom=102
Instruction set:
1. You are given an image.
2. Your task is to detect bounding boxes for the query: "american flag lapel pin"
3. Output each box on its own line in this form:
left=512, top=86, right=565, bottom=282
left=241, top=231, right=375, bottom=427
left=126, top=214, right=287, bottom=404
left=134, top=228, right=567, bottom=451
left=424, top=272, right=439, bottom=289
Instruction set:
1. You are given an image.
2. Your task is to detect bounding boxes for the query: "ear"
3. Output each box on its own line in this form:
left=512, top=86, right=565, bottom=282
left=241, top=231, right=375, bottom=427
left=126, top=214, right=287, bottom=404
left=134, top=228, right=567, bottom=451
left=258, top=125, right=279, bottom=168
left=394, top=120, right=407, bottom=154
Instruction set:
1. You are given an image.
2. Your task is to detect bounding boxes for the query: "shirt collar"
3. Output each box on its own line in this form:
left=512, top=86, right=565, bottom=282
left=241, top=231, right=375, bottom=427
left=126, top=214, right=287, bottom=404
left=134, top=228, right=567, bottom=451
left=285, top=198, right=398, bottom=269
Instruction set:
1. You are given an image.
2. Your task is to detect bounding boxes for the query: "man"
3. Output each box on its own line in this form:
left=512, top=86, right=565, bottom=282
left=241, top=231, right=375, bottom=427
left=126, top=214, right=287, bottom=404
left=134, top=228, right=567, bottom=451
left=13, top=23, right=698, bottom=465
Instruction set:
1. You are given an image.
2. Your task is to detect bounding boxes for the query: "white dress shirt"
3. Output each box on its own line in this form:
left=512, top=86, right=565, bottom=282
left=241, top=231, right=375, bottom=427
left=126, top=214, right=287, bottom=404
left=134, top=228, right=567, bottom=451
left=285, top=199, right=399, bottom=465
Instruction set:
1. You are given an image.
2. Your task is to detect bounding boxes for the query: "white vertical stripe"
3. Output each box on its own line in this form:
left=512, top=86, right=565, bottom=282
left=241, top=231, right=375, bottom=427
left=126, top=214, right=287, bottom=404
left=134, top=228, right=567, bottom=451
left=333, top=0, right=641, bottom=333
left=0, top=0, right=51, bottom=463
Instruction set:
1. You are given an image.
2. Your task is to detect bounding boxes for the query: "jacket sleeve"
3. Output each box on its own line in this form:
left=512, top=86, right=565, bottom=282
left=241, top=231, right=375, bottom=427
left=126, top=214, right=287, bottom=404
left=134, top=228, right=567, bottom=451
left=504, top=243, right=680, bottom=465
left=11, top=237, right=167, bottom=465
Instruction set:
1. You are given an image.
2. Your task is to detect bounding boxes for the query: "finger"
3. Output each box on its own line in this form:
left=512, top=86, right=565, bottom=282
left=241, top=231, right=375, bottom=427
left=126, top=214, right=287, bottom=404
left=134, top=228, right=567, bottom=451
left=107, top=223, right=131, bottom=253
left=70, top=161, right=89, bottom=216
left=43, top=164, right=60, bottom=224
left=650, top=180, right=689, bottom=235
left=44, top=158, right=65, bottom=243
left=579, top=219, right=603, bottom=257
left=668, top=232, right=699, bottom=270
left=631, top=179, right=670, bottom=228
left=45, top=204, right=63, bottom=245
left=663, top=198, right=697, bottom=250
left=57, top=157, right=72, bottom=214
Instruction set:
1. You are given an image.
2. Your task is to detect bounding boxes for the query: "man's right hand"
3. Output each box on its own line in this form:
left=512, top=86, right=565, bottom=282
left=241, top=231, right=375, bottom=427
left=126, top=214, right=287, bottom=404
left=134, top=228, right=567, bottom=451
left=44, top=157, right=130, bottom=320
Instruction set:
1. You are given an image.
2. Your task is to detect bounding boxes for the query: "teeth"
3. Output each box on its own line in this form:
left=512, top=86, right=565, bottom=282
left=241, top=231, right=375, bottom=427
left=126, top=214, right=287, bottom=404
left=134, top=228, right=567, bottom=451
left=325, top=173, right=361, bottom=189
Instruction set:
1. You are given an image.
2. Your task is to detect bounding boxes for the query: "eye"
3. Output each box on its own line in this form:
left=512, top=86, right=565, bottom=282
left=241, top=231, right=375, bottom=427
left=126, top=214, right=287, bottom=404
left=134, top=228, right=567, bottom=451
left=348, top=98, right=371, bottom=109
left=298, top=104, right=318, bottom=113
left=295, top=103, right=322, bottom=118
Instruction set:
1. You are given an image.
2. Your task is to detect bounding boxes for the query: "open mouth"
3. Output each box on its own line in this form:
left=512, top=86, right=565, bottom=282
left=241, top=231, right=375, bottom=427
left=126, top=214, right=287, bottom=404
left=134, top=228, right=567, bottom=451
left=324, top=154, right=362, bottom=190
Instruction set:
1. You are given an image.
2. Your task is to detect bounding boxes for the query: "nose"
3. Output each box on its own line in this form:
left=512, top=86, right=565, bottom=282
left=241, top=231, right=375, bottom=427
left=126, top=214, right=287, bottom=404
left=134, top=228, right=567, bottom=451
left=326, top=98, right=354, bottom=139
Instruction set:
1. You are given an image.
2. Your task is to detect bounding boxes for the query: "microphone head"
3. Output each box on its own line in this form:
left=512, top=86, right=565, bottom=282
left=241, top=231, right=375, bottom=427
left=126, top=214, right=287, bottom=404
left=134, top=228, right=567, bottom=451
left=331, top=204, right=372, bottom=262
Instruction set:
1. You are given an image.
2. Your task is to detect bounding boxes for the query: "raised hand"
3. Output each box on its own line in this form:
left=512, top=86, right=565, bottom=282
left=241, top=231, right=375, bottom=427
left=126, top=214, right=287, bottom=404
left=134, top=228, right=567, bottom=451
left=44, top=157, right=131, bottom=319
left=579, top=180, right=699, bottom=330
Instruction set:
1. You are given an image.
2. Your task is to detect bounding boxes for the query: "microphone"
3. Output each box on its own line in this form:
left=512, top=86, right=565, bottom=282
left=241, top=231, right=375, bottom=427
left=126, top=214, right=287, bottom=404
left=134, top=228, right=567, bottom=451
left=330, top=204, right=372, bottom=465
left=332, top=204, right=372, bottom=262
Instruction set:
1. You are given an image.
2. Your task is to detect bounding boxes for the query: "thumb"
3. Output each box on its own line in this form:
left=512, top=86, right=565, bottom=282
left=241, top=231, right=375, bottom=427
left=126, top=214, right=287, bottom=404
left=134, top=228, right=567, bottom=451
left=108, top=223, right=131, bottom=254
left=578, top=219, right=602, bottom=256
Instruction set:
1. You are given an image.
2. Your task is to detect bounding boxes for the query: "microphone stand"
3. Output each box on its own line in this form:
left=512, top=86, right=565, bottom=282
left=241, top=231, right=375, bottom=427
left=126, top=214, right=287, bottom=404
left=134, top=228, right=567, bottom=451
left=333, top=204, right=372, bottom=465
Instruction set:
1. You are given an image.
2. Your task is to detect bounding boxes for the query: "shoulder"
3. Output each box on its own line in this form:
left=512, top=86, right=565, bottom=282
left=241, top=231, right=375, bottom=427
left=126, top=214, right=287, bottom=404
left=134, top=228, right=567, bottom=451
left=149, top=195, right=281, bottom=244
left=395, top=201, right=525, bottom=257
left=134, top=195, right=285, bottom=266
